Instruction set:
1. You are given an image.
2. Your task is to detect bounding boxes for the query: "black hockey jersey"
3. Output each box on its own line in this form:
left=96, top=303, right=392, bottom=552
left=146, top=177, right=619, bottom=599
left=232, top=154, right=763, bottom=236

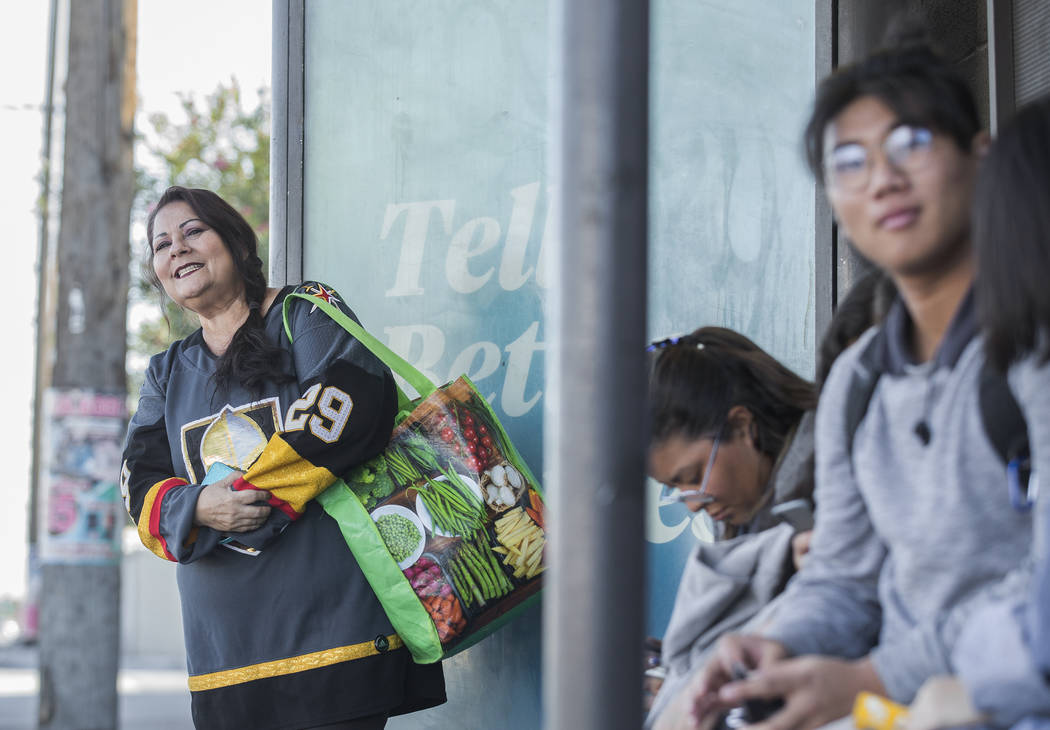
left=121, top=282, right=444, bottom=729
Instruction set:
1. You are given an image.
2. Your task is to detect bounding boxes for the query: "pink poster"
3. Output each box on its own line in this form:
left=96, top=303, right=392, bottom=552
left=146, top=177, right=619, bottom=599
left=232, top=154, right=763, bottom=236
left=38, top=388, right=126, bottom=564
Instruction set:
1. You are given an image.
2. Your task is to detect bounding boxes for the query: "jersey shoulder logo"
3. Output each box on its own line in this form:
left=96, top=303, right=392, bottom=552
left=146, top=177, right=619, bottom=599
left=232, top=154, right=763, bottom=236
left=300, top=282, right=342, bottom=314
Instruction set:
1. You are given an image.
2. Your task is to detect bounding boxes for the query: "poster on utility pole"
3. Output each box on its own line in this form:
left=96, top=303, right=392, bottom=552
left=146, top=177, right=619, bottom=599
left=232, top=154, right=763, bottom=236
left=38, top=388, right=125, bottom=565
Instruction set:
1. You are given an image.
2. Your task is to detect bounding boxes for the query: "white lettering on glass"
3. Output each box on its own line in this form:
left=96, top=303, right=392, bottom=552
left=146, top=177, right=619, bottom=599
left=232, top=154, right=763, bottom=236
left=447, top=341, right=502, bottom=385
left=645, top=478, right=691, bottom=544
left=380, top=199, right=455, bottom=297
left=501, top=321, right=544, bottom=417
left=377, top=185, right=555, bottom=418
left=499, top=182, right=539, bottom=291
left=446, top=217, right=500, bottom=294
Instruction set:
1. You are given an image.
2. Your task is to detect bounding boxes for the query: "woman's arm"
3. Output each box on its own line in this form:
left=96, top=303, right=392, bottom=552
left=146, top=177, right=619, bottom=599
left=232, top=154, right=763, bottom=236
left=121, top=360, right=223, bottom=562
left=231, top=284, right=397, bottom=523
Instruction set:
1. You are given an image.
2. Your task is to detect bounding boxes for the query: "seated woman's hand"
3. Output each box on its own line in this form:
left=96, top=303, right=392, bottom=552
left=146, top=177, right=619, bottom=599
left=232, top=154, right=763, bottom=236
left=194, top=470, right=272, bottom=532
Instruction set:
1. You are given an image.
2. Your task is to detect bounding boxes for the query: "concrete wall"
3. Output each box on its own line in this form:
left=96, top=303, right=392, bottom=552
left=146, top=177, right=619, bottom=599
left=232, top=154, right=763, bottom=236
left=120, top=530, right=185, bottom=666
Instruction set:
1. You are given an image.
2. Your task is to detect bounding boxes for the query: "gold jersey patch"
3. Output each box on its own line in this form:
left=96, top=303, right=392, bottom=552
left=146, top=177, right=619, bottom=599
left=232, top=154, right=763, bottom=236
left=180, top=398, right=283, bottom=483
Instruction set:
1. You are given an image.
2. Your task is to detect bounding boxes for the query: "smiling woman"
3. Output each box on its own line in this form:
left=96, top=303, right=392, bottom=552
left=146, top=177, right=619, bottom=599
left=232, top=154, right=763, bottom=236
left=149, top=203, right=246, bottom=327
left=122, top=186, right=446, bottom=729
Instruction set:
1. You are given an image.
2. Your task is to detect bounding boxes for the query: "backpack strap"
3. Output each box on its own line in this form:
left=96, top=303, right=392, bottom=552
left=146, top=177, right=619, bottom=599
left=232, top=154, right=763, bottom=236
left=844, top=330, right=1033, bottom=510
left=978, top=363, right=1029, bottom=463
left=978, top=362, right=1033, bottom=510
left=844, top=330, right=887, bottom=459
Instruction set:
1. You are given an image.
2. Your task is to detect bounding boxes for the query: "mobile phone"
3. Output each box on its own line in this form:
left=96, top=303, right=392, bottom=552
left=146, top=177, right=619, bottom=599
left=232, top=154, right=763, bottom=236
left=713, top=663, right=785, bottom=729
left=770, top=498, right=814, bottom=532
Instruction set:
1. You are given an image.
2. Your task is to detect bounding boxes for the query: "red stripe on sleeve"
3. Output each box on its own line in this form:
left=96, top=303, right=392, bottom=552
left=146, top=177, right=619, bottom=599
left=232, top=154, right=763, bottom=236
left=150, top=478, right=186, bottom=561
left=232, top=476, right=300, bottom=521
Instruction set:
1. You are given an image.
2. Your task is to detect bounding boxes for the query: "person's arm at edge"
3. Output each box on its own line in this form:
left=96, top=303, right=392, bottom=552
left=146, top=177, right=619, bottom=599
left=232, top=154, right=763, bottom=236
left=759, top=332, right=885, bottom=659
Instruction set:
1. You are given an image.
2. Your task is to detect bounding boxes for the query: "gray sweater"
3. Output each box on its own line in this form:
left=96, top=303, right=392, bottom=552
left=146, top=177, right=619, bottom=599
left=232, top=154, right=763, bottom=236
left=949, top=354, right=1050, bottom=725
left=645, top=411, right=816, bottom=728
left=764, top=293, right=1033, bottom=704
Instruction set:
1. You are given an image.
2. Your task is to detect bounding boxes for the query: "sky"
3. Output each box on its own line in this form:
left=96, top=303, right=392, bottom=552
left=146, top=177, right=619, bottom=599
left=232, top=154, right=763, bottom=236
left=0, top=2, right=271, bottom=602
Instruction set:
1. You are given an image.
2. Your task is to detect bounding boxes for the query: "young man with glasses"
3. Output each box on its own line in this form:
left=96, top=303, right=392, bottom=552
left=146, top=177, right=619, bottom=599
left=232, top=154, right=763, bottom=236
left=681, top=38, right=1035, bottom=730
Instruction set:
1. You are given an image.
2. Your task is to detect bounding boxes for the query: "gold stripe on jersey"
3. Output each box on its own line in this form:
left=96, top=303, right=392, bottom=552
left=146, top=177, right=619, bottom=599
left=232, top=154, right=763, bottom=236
left=187, top=633, right=404, bottom=691
left=138, top=478, right=186, bottom=561
left=243, top=433, right=336, bottom=515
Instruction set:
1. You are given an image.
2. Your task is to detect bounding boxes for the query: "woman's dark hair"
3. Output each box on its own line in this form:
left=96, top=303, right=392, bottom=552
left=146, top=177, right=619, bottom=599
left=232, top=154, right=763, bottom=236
left=815, top=268, right=896, bottom=389
left=802, top=24, right=981, bottom=183
left=145, top=185, right=291, bottom=393
left=648, top=327, right=817, bottom=461
left=975, top=95, right=1050, bottom=371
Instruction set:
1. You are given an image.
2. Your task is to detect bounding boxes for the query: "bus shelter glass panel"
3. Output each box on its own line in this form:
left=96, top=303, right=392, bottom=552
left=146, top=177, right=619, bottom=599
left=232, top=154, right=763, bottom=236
left=303, top=1, right=814, bottom=726
left=305, top=3, right=548, bottom=727
left=645, top=0, right=816, bottom=638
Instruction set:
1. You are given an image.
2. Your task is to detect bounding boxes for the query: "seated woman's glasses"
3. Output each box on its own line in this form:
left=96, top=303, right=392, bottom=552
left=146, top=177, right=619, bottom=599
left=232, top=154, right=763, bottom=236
left=658, top=432, right=721, bottom=507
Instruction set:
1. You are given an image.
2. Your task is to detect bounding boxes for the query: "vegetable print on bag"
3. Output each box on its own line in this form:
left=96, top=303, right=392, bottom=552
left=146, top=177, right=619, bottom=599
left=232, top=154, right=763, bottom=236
left=283, top=291, right=546, bottom=663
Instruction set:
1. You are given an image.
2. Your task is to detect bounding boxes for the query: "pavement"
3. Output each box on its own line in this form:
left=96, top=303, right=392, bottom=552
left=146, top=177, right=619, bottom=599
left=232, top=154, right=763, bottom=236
left=0, top=641, right=193, bottom=730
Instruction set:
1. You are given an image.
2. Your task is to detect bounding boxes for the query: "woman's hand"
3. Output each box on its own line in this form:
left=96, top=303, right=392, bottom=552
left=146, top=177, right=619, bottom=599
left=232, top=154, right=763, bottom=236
left=194, top=470, right=272, bottom=532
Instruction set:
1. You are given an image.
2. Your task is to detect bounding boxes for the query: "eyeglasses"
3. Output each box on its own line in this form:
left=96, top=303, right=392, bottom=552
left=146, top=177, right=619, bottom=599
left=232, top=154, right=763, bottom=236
left=658, top=431, right=721, bottom=507
left=824, top=124, right=935, bottom=193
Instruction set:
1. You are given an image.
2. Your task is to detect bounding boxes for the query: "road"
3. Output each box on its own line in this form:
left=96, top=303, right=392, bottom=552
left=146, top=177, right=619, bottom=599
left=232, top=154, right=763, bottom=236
left=0, top=642, right=193, bottom=730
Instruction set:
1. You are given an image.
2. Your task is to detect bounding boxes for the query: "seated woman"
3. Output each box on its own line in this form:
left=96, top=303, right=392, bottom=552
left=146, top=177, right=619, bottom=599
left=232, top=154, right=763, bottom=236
left=644, top=280, right=886, bottom=729
left=643, top=327, right=818, bottom=729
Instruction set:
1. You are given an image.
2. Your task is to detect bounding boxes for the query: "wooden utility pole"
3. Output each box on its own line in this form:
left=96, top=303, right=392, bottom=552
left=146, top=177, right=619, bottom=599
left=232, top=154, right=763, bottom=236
left=36, top=0, right=136, bottom=727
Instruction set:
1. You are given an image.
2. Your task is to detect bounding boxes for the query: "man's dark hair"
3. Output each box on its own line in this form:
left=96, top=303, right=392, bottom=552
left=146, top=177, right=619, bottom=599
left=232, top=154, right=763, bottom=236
left=145, top=185, right=292, bottom=394
left=816, top=268, right=895, bottom=389
left=803, top=26, right=981, bottom=183
left=975, top=95, right=1050, bottom=371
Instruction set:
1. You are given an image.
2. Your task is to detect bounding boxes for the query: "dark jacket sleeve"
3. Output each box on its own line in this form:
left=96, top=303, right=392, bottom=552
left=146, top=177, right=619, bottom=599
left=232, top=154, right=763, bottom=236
left=121, top=353, right=222, bottom=562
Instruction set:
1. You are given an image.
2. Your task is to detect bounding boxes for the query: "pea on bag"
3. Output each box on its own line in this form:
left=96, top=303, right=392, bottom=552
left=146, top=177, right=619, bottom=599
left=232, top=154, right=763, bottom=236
left=283, top=291, right=546, bottom=663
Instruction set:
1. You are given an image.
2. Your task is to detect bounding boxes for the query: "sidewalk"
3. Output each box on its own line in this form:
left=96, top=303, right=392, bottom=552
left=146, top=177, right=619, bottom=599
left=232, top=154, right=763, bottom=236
left=0, top=641, right=193, bottom=730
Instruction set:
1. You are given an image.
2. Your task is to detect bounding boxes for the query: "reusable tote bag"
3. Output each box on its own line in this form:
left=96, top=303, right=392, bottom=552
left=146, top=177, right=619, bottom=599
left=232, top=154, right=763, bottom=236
left=283, top=292, right=546, bottom=663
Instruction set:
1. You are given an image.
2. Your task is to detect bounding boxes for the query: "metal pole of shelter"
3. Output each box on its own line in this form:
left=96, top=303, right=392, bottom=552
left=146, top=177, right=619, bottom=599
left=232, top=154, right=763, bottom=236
left=544, top=1, right=650, bottom=728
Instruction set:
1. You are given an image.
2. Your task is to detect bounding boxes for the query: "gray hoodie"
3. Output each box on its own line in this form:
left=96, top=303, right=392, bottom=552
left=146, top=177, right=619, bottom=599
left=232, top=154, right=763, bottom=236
left=645, top=411, right=816, bottom=728
left=764, top=292, right=1033, bottom=705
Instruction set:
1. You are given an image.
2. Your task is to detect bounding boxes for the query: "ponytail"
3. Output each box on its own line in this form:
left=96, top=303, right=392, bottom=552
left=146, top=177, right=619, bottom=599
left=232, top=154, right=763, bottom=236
left=212, top=252, right=293, bottom=395
left=648, top=327, right=816, bottom=459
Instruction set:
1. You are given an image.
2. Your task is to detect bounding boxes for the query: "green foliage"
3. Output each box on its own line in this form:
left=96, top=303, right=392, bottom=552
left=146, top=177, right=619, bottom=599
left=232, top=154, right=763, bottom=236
left=128, top=80, right=271, bottom=375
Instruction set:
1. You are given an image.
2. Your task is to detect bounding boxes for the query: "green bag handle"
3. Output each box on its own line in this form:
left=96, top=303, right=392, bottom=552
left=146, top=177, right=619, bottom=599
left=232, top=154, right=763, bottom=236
left=282, top=291, right=438, bottom=413
left=316, top=480, right=444, bottom=664
left=282, top=289, right=445, bottom=663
